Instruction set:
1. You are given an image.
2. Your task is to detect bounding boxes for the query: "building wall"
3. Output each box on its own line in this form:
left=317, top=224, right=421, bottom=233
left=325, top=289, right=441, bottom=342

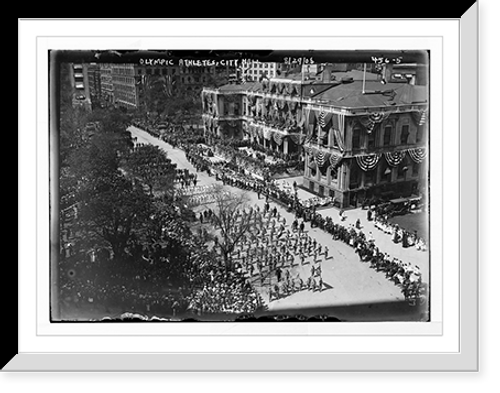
left=99, top=63, right=114, bottom=106
left=111, top=63, right=138, bottom=109
left=202, top=82, right=428, bottom=208
left=345, top=113, right=427, bottom=155
left=302, top=108, right=428, bottom=207
left=242, top=61, right=278, bottom=82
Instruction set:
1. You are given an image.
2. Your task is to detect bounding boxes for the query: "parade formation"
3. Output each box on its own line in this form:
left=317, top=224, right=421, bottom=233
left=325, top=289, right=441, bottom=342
left=58, top=55, right=430, bottom=322
left=146, top=122, right=428, bottom=315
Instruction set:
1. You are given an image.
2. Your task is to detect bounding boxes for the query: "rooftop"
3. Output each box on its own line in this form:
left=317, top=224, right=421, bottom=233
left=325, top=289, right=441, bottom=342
left=210, top=77, right=428, bottom=109
left=330, top=70, right=381, bottom=82
left=217, top=81, right=262, bottom=92
left=311, top=80, right=428, bottom=107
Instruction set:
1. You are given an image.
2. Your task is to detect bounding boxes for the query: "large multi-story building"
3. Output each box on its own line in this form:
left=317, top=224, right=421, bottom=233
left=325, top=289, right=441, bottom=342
left=87, top=63, right=102, bottom=109
left=241, top=61, right=282, bottom=82
left=69, top=63, right=92, bottom=111
left=96, top=62, right=236, bottom=112
left=99, top=63, right=114, bottom=107
left=111, top=63, right=139, bottom=110
left=201, top=65, right=428, bottom=208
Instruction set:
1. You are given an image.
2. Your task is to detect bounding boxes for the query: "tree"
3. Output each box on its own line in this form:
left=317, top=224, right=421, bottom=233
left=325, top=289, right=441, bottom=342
left=122, top=144, right=177, bottom=197
left=76, top=172, right=154, bottom=262
left=209, top=185, right=253, bottom=270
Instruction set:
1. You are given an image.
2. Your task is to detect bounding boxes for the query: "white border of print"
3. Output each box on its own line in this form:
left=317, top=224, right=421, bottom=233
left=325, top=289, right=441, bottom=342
left=12, top=12, right=477, bottom=371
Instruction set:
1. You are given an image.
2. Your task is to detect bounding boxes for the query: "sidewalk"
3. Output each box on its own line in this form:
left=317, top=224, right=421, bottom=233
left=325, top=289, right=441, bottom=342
left=319, top=206, right=430, bottom=284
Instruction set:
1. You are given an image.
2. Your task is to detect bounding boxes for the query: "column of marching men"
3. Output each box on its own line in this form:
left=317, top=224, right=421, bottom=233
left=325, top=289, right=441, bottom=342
left=201, top=202, right=330, bottom=302
left=136, top=128, right=428, bottom=307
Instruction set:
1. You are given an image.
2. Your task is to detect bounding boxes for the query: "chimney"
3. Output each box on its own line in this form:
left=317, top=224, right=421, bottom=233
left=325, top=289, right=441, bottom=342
left=384, top=63, right=393, bottom=83
left=322, top=64, right=333, bottom=83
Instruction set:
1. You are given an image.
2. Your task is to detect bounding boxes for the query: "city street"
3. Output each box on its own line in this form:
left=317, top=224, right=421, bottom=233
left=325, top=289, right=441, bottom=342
left=129, top=126, right=430, bottom=321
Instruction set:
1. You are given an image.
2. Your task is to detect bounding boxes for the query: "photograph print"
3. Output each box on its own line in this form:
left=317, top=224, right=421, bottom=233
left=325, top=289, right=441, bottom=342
left=51, top=49, right=430, bottom=323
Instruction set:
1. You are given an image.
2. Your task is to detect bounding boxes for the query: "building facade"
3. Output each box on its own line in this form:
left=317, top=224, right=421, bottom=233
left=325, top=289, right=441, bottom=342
left=87, top=63, right=102, bottom=109
left=241, top=61, right=281, bottom=82
left=301, top=80, right=428, bottom=208
left=69, top=63, right=92, bottom=111
left=111, top=63, right=139, bottom=110
left=201, top=67, right=429, bottom=208
left=99, top=63, right=114, bottom=107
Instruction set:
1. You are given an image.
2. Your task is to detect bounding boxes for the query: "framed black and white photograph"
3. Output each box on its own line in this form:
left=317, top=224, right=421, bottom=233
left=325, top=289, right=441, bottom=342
left=11, top=12, right=478, bottom=374
left=50, top=48, right=431, bottom=324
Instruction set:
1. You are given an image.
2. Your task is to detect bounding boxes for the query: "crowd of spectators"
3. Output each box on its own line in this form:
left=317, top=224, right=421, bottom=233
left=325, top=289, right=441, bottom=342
left=133, top=122, right=428, bottom=306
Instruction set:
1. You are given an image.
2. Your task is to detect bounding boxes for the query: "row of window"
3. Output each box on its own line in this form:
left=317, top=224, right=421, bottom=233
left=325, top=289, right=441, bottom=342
left=351, top=124, right=424, bottom=150
left=114, top=85, right=136, bottom=92
left=306, top=158, right=422, bottom=189
left=249, top=62, right=274, bottom=69
left=113, top=76, right=135, bottom=85
left=112, top=68, right=135, bottom=76
left=244, top=70, right=274, bottom=76
left=349, top=161, right=421, bottom=189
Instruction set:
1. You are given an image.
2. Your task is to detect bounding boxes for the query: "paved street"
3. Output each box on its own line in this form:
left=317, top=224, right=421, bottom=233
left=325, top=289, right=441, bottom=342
left=129, top=126, right=429, bottom=321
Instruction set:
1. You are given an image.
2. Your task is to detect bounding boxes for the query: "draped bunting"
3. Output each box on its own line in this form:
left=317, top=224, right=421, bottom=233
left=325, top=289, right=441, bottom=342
left=317, top=111, right=333, bottom=130
left=304, top=132, right=314, bottom=145
left=308, top=156, right=317, bottom=170
left=272, top=99, right=278, bottom=111
left=318, top=150, right=331, bottom=167
left=358, top=112, right=391, bottom=133
left=273, top=131, right=283, bottom=146
left=408, top=147, right=427, bottom=163
left=318, top=109, right=333, bottom=129
left=289, top=133, right=306, bottom=145
left=411, top=110, right=428, bottom=126
left=334, top=128, right=345, bottom=152
left=356, top=154, right=381, bottom=171
left=329, top=152, right=343, bottom=167
left=385, top=150, right=407, bottom=167
left=289, top=101, right=298, bottom=112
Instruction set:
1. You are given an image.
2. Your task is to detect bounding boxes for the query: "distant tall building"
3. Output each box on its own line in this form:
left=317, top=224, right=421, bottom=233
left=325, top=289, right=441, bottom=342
left=87, top=63, right=102, bottom=109
left=111, top=63, right=139, bottom=110
left=99, top=63, right=114, bottom=107
left=69, top=63, right=92, bottom=111
left=241, top=61, right=281, bottom=82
